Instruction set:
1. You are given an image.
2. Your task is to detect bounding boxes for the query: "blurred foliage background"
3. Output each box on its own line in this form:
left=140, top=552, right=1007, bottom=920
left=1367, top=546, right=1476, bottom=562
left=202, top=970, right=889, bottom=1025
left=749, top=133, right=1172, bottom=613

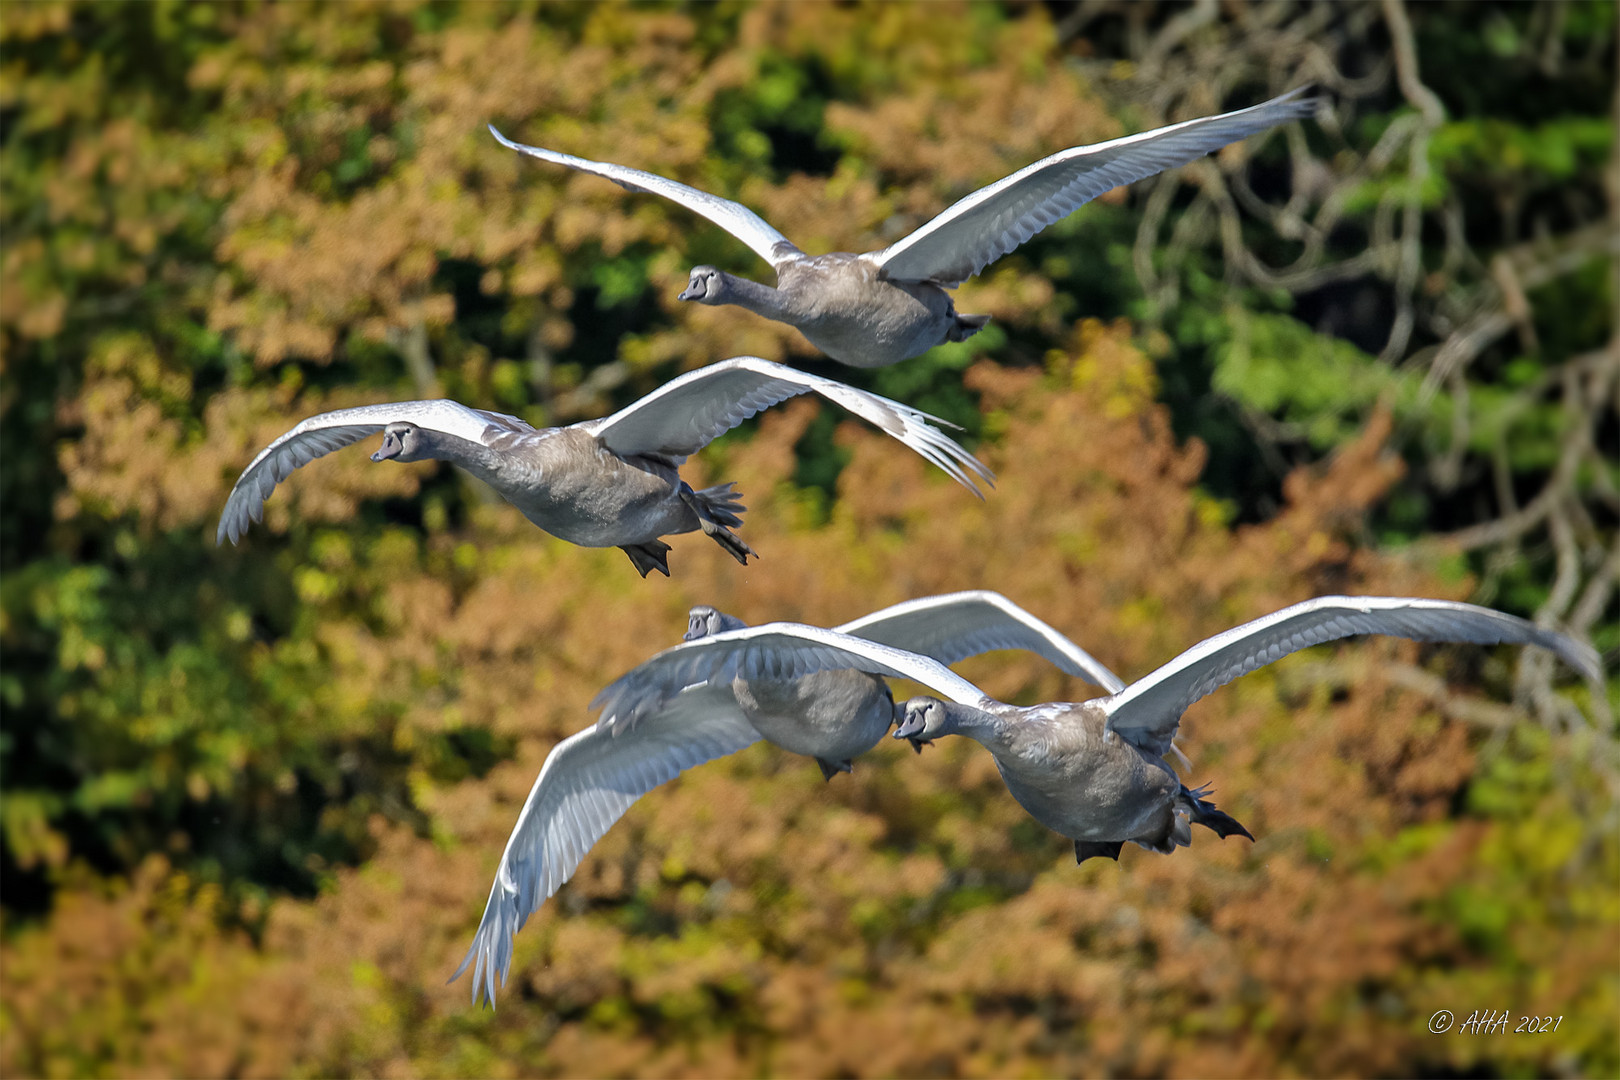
left=1, top=1, right=1616, bottom=1076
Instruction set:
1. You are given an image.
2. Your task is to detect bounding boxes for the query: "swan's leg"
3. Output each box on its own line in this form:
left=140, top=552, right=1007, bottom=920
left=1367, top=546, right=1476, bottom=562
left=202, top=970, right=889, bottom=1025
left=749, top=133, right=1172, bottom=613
left=679, top=482, right=757, bottom=566
left=1179, top=784, right=1254, bottom=841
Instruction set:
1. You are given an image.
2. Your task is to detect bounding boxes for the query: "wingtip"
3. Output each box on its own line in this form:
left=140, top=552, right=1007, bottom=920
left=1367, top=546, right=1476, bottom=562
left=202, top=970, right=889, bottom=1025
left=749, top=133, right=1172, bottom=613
left=1529, top=622, right=1602, bottom=684
left=958, top=465, right=993, bottom=501
left=448, top=938, right=477, bottom=985
left=1273, top=85, right=1317, bottom=116
left=1571, top=641, right=1603, bottom=684
left=449, top=932, right=505, bottom=1009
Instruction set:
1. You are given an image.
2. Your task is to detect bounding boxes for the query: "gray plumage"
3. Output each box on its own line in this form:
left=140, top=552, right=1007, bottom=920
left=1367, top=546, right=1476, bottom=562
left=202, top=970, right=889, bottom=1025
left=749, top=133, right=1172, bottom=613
left=216, top=356, right=991, bottom=575
left=833, top=590, right=1124, bottom=694
left=490, top=89, right=1313, bottom=367
left=450, top=684, right=761, bottom=1009
left=455, top=591, right=1118, bottom=1006
left=591, top=594, right=1600, bottom=868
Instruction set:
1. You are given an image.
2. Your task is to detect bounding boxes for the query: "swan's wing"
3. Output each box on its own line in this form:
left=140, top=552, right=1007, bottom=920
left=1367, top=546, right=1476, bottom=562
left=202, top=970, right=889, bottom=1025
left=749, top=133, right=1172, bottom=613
left=592, top=622, right=993, bottom=736
left=1102, top=596, right=1603, bottom=756
left=489, top=125, right=803, bottom=270
left=868, top=88, right=1314, bottom=286
left=451, top=685, right=760, bottom=1008
left=579, top=356, right=993, bottom=496
left=216, top=400, right=536, bottom=545
left=836, top=590, right=1125, bottom=694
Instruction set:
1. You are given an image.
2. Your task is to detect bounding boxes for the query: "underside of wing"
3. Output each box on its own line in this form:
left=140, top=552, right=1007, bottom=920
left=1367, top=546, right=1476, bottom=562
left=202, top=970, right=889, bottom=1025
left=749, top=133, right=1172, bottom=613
left=592, top=622, right=993, bottom=736
left=1102, top=595, right=1601, bottom=756
left=580, top=357, right=815, bottom=461
left=870, top=88, right=1314, bottom=286
left=216, top=399, right=515, bottom=545
left=836, top=591, right=1124, bottom=693
left=451, top=687, right=760, bottom=1007
left=489, top=125, right=803, bottom=269
left=582, top=357, right=992, bottom=496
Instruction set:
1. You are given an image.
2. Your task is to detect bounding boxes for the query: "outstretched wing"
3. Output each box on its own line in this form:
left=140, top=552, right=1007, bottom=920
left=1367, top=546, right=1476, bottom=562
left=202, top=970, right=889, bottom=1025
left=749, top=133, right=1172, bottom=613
left=868, top=88, right=1313, bottom=286
left=592, top=622, right=994, bottom=736
left=1102, top=595, right=1602, bottom=756
left=489, top=125, right=804, bottom=270
left=836, top=590, right=1124, bottom=694
left=216, top=400, right=534, bottom=545
left=451, top=686, right=760, bottom=1008
left=580, top=356, right=993, bottom=496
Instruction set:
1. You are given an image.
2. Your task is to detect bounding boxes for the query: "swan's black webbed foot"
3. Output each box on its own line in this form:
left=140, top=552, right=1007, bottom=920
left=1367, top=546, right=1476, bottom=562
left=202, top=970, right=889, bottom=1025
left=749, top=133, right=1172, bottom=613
left=1074, top=839, right=1124, bottom=865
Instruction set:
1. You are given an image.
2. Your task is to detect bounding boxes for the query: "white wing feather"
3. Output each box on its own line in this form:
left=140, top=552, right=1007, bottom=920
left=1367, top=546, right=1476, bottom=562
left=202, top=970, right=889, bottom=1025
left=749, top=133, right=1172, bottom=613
left=580, top=356, right=993, bottom=496
left=592, top=623, right=994, bottom=736
left=216, top=400, right=532, bottom=545
left=1102, top=596, right=1603, bottom=756
left=836, top=590, right=1124, bottom=694
left=451, top=686, right=761, bottom=1007
left=869, top=88, right=1314, bottom=286
left=489, top=125, right=803, bottom=270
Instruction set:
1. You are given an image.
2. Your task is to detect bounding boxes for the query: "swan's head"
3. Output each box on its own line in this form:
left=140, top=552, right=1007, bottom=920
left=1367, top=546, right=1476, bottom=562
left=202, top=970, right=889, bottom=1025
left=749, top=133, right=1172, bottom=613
left=684, top=605, right=747, bottom=641
left=372, top=422, right=429, bottom=463
left=893, top=697, right=951, bottom=745
left=678, top=265, right=726, bottom=305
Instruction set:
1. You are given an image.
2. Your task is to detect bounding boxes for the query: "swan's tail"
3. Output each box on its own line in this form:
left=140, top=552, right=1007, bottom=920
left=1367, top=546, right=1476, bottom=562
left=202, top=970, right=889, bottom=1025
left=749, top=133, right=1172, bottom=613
left=688, top=481, right=746, bottom=528
left=949, top=312, right=991, bottom=342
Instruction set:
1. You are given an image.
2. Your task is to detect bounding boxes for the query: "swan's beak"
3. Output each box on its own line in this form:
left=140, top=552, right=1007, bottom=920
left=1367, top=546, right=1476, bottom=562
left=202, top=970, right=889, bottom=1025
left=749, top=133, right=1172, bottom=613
left=371, top=435, right=401, bottom=462
left=677, top=283, right=701, bottom=302
left=682, top=628, right=702, bottom=642
left=893, top=713, right=925, bottom=740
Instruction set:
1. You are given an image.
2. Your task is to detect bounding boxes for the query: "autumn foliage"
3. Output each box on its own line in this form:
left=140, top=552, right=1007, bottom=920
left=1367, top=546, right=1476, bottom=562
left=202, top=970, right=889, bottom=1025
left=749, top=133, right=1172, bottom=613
left=2, top=2, right=1614, bottom=1078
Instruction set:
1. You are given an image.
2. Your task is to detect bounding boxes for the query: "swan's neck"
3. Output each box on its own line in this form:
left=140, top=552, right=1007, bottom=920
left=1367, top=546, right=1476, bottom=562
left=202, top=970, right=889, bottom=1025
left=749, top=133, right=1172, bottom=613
left=719, top=272, right=804, bottom=323
left=419, top=430, right=504, bottom=481
left=938, top=701, right=1007, bottom=745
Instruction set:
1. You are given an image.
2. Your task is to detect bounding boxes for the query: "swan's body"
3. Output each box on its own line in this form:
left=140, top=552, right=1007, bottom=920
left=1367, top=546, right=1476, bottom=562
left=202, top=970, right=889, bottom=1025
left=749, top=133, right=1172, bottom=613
left=684, top=254, right=985, bottom=369
left=681, top=603, right=896, bottom=779
left=730, top=669, right=894, bottom=778
left=895, top=697, right=1243, bottom=861
left=216, top=356, right=991, bottom=575
left=592, top=594, right=1601, bottom=866
left=455, top=591, right=1123, bottom=1006
left=448, top=425, right=696, bottom=547
left=967, top=701, right=1182, bottom=845
left=490, top=89, right=1314, bottom=367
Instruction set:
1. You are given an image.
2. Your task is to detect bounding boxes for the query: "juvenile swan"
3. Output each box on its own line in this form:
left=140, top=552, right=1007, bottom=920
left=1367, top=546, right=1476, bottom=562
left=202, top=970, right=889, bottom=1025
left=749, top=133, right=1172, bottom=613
left=216, top=356, right=991, bottom=575
left=490, top=89, right=1312, bottom=367
left=455, top=591, right=1120, bottom=1006
left=590, top=595, right=1601, bottom=867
